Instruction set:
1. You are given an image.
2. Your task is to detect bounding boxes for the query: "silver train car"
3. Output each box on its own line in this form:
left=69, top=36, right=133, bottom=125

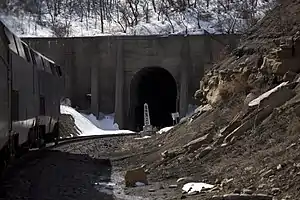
left=0, top=21, right=64, bottom=167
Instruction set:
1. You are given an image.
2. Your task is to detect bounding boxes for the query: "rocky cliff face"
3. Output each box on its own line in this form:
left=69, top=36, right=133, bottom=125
left=195, top=30, right=300, bottom=107
left=193, top=0, right=300, bottom=108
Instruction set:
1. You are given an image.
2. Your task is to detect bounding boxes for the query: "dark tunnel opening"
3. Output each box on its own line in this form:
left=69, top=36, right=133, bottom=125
left=130, top=67, right=177, bottom=131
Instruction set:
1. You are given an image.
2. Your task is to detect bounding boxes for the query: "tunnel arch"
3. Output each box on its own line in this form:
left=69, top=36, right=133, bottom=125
left=129, top=67, right=178, bottom=131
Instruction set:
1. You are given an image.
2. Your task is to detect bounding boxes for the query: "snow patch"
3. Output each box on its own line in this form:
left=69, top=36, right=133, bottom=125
left=0, top=14, right=53, bottom=37
left=94, top=182, right=115, bottom=195
left=60, top=105, right=134, bottom=136
left=135, top=182, right=146, bottom=187
left=157, top=126, right=173, bottom=134
left=248, top=82, right=289, bottom=107
left=134, top=136, right=152, bottom=140
left=94, top=182, right=116, bottom=188
left=82, top=113, right=119, bottom=131
left=182, top=182, right=214, bottom=194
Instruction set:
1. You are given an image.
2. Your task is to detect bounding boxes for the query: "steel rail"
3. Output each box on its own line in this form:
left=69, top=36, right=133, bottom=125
left=0, top=132, right=139, bottom=181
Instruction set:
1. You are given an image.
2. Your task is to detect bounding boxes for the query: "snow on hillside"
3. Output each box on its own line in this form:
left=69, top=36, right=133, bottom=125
left=0, top=14, right=53, bottom=37
left=82, top=113, right=120, bottom=131
left=0, top=0, right=276, bottom=37
left=0, top=8, right=216, bottom=37
left=157, top=126, right=174, bottom=134
left=60, top=105, right=134, bottom=136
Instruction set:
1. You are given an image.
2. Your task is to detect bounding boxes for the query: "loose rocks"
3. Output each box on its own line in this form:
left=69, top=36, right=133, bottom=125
left=125, top=167, right=148, bottom=187
left=211, top=193, right=272, bottom=200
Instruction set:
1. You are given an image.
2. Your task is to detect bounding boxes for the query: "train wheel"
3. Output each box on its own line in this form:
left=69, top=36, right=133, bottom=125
left=38, top=125, right=46, bottom=149
left=53, top=123, right=59, bottom=145
left=36, top=133, right=45, bottom=149
left=2, top=160, right=7, bottom=173
left=8, top=136, right=15, bottom=162
left=0, top=147, right=8, bottom=173
left=38, top=138, right=46, bottom=149
left=17, top=141, right=29, bottom=158
left=21, top=145, right=29, bottom=156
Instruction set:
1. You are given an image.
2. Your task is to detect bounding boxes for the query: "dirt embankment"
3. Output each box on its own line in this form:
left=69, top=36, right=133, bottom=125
left=121, top=1, right=300, bottom=199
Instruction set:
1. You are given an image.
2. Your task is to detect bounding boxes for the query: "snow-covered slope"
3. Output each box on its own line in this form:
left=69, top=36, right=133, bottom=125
left=82, top=113, right=120, bottom=131
left=60, top=105, right=134, bottom=136
left=0, top=0, right=276, bottom=37
left=157, top=126, right=174, bottom=134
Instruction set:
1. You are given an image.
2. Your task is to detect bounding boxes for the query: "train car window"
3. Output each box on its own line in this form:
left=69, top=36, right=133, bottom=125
left=49, top=62, right=57, bottom=75
left=39, top=96, right=45, bottom=115
left=14, top=37, right=26, bottom=58
left=35, top=53, right=44, bottom=71
left=29, top=49, right=36, bottom=94
left=12, top=35, right=20, bottom=55
left=0, top=33, right=8, bottom=63
left=56, top=65, right=62, bottom=77
left=30, top=49, right=37, bottom=66
left=42, top=58, right=52, bottom=74
left=40, top=57, right=45, bottom=70
left=4, top=27, right=18, bottom=54
left=22, top=43, right=31, bottom=63
left=11, top=90, right=19, bottom=121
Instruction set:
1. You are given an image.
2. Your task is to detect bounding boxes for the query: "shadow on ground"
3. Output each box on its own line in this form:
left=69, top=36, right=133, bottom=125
left=0, top=150, right=114, bottom=200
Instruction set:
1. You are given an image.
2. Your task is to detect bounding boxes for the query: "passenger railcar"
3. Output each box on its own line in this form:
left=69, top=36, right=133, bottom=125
left=0, top=23, right=10, bottom=164
left=0, top=21, right=64, bottom=168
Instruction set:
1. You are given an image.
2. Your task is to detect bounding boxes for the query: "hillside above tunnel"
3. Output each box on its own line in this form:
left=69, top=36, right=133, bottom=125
left=0, top=0, right=275, bottom=37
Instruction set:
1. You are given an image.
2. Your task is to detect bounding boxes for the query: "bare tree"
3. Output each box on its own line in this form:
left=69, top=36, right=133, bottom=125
left=142, top=1, right=150, bottom=23
left=126, top=0, right=140, bottom=26
left=0, top=0, right=277, bottom=36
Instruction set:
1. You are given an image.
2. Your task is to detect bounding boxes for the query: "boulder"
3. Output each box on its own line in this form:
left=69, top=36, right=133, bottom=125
left=199, top=80, right=205, bottom=90
left=260, top=54, right=300, bottom=75
left=241, top=67, right=252, bottom=80
left=281, top=58, right=300, bottom=74
left=194, top=89, right=204, bottom=99
left=224, top=106, right=274, bottom=144
left=161, top=148, right=183, bottom=159
left=195, top=146, right=213, bottom=159
left=283, top=71, right=297, bottom=82
left=217, top=193, right=273, bottom=200
left=194, top=104, right=213, bottom=114
left=239, top=62, right=246, bottom=67
left=271, top=61, right=285, bottom=75
left=248, top=82, right=296, bottom=108
left=294, top=73, right=300, bottom=83
left=183, top=133, right=214, bottom=152
left=224, top=120, right=252, bottom=144
left=244, top=93, right=257, bottom=107
left=125, top=167, right=148, bottom=187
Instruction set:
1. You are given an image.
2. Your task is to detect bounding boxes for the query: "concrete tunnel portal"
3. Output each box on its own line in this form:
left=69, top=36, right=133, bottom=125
left=130, top=67, right=177, bottom=131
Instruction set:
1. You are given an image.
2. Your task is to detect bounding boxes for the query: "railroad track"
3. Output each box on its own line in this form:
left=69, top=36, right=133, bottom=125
left=55, top=132, right=138, bottom=147
left=0, top=132, right=139, bottom=182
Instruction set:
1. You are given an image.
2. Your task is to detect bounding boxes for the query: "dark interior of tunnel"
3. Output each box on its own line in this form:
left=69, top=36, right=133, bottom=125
left=130, top=67, right=177, bottom=131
